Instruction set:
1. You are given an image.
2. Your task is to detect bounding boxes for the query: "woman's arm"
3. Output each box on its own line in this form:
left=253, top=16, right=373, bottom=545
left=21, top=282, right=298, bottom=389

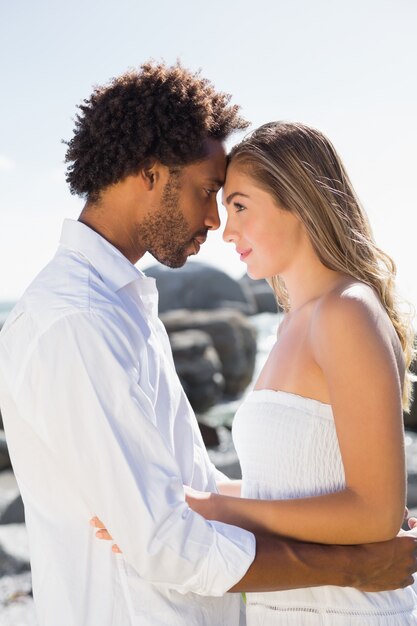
left=217, top=480, right=242, bottom=497
left=186, top=291, right=407, bottom=545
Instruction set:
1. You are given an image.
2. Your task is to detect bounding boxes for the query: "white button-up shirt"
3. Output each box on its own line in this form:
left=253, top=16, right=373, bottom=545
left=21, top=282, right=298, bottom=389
left=0, top=219, right=255, bottom=626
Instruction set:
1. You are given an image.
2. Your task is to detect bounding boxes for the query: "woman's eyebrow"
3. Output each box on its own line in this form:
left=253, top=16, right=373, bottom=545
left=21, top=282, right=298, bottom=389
left=224, top=191, right=250, bottom=204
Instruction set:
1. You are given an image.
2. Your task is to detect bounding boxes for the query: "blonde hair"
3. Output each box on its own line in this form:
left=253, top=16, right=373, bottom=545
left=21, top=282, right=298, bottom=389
left=229, top=121, right=415, bottom=410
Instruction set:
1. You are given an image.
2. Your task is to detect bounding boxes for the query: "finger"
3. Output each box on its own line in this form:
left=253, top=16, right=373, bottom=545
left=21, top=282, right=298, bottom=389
left=90, top=516, right=106, bottom=529
left=112, top=544, right=122, bottom=554
left=408, top=517, right=417, bottom=530
left=95, top=529, right=113, bottom=540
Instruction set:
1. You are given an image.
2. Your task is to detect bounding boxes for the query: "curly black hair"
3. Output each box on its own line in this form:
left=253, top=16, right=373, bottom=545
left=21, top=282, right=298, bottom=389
left=64, top=61, right=249, bottom=201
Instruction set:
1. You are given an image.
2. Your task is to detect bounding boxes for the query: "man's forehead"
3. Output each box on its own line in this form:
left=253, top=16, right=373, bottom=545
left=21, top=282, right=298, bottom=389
left=189, top=141, right=227, bottom=184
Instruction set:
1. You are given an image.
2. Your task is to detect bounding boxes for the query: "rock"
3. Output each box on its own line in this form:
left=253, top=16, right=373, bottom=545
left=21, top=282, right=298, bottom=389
left=239, top=274, right=281, bottom=314
left=145, top=262, right=257, bottom=314
left=0, top=429, right=11, bottom=471
left=0, top=524, right=30, bottom=576
left=0, top=572, right=36, bottom=626
left=405, top=431, right=417, bottom=509
left=169, top=330, right=224, bottom=413
left=198, top=422, right=220, bottom=447
left=161, top=309, right=257, bottom=397
left=0, top=470, right=24, bottom=525
left=0, top=544, right=30, bottom=578
left=206, top=426, right=242, bottom=479
left=404, top=378, right=417, bottom=431
left=0, top=495, right=25, bottom=525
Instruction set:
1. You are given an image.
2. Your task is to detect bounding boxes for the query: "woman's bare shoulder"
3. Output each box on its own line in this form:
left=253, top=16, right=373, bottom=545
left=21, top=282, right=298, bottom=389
left=314, top=280, right=384, bottom=324
left=310, top=280, right=397, bottom=355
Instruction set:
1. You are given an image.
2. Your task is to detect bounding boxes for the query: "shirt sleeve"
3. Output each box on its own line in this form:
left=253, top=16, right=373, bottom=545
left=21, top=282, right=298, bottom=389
left=16, top=310, right=255, bottom=596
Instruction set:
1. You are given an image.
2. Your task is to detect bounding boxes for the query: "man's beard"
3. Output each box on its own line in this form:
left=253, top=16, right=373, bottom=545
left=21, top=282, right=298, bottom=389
left=138, top=172, right=194, bottom=268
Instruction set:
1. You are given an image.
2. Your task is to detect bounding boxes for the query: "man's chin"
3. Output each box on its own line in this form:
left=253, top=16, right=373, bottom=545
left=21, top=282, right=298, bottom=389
left=151, top=252, right=188, bottom=269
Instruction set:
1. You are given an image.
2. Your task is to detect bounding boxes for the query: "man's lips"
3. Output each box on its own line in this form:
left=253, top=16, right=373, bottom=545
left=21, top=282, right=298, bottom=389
left=237, top=248, right=252, bottom=261
left=192, top=236, right=207, bottom=254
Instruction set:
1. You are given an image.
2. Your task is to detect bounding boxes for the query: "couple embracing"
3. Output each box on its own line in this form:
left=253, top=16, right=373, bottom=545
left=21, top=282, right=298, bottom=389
left=0, top=61, right=417, bottom=625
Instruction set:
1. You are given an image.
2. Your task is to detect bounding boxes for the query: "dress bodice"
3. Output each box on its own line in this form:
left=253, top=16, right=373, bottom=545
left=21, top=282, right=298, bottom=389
left=232, top=389, right=417, bottom=625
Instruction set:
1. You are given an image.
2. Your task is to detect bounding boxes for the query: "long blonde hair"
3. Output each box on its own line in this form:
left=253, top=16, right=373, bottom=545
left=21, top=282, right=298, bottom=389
left=229, top=121, right=415, bottom=410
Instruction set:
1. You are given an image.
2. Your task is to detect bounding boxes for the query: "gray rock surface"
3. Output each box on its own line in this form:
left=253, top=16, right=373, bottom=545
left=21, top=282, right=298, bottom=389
left=0, top=471, right=24, bottom=525
left=239, top=274, right=280, bottom=314
left=0, top=431, right=11, bottom=471
left=0, top=526, right=34, bottom=625
left=169, top=329, right=224, bottom=413
left=0, top=571, right=36, bottom=626
left=161, top=309, right=257, bottom=397
left=404, top=381, right=417, bottom=431
left=405, top=431, right=417, bottom=508
left=145, top=262, right=257, bottom=314
left=0, top=524, right=30, bottom=577
left=0, top=495, right=25, bottom=525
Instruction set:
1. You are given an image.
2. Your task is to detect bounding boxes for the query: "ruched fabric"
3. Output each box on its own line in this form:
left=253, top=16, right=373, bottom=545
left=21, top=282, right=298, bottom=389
left=233, top=389, right=417, bottom=625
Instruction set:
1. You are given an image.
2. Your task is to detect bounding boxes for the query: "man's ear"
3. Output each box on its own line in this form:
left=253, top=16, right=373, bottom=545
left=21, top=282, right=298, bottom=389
left=140, top=160, right=165, bottom=190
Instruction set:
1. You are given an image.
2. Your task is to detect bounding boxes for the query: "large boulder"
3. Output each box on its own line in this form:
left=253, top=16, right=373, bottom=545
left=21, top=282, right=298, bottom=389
left=239, top=274, right=281, bottom=314
left=0, top=470, right=24, bottom=525
left=169, top=329, right=224, bottom=414
left=0, top=430, right=11, bottom=471
left=145, top=262, right=256, bottom=314
left=404, top=362, right=417, bottom=431
left=0, top=524, right=30, bottom=577
left=404, top=402, right=417, bottom=431
left=405, top=431, right=417, bottom=509
left=161, top=309, right=257, bottom=397
left=0, top=495, right=25, bottom=525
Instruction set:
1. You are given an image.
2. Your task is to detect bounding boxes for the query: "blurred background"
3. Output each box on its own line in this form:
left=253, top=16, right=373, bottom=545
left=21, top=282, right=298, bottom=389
left=1, top=0, right=416, bottom=623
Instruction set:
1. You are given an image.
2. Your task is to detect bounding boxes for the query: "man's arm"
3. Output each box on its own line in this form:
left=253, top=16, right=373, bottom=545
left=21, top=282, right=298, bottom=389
left=93, top=519, right=417, bottom=592
left=230, top=533, right=417, bottom=592
left=14, top=311, right=255, bottom=596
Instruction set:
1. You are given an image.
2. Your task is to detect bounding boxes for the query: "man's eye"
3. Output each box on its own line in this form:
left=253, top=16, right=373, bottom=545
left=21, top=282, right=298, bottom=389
left=204, top=188, right=218, bottom=197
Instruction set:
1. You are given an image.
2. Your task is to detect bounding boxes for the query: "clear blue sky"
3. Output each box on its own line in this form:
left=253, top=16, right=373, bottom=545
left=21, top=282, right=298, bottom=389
left=1, top=0, right=416, bottom=312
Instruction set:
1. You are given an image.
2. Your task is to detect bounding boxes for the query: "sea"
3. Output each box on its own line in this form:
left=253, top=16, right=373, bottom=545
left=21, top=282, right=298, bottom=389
left=0, top=303, right=15, bottom=328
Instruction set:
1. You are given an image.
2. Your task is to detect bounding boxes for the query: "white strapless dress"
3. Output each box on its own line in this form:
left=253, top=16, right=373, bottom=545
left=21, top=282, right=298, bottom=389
left=232, top=389, right=417, bottom=625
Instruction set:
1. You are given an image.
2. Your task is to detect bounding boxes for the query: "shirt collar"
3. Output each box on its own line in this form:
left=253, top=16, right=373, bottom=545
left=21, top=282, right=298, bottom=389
left=59, top=219, right=155, bottom=294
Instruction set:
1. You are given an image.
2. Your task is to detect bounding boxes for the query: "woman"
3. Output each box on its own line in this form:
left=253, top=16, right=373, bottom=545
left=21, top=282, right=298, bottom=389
left=93, top=122, right=417, bottom=623
left=184, top=121, right=417, bottom=624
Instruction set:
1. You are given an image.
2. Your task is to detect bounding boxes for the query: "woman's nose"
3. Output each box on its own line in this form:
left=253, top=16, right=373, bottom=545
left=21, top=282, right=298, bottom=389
left=222, top=217, right=237, bottom=243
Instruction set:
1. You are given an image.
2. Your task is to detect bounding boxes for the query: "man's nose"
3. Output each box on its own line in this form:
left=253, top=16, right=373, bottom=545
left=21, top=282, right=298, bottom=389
left=204, top=202, right=221, bottom=231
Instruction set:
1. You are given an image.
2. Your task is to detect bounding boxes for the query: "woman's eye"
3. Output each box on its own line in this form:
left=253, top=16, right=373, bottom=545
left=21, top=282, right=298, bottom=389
left=234, top=202, right=246, bottom=212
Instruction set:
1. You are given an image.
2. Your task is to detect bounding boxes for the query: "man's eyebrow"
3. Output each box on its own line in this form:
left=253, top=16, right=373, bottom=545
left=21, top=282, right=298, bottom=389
left=206, top=178, right=224, bottom=189
left=224, top=191, right=250, bottom=204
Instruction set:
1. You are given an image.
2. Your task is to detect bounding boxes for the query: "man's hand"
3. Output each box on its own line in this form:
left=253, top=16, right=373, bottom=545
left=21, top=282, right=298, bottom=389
left=90, top=517, right=122, bottom=553
left=90, top=516, right=417, bottom=592
left=348, top=533, right=417, bottom=591
left=184, top=485, right=216, bottom=519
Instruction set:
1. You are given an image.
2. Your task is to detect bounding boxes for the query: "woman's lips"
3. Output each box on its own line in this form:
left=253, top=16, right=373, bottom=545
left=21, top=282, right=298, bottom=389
left=238, top=248, right=252, bottom=261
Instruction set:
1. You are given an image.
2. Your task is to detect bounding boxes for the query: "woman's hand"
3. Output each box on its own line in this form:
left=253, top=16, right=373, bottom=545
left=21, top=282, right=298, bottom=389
left=90, top=517, right=122, bottom=553
left=184, top=486, right=217, bottom=520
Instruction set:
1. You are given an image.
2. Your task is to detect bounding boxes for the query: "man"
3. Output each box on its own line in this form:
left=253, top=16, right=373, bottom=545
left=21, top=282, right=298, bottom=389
left=0, top=62, right=415, bottom=626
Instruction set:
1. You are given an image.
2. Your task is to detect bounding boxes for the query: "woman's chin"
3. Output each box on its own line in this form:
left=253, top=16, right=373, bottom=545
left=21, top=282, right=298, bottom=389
left=246, top=268, right=268, bottom=281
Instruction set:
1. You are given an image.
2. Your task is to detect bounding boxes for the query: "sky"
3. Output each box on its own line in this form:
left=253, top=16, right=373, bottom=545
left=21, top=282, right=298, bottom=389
left=1, top=0, right=416, bottom=312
